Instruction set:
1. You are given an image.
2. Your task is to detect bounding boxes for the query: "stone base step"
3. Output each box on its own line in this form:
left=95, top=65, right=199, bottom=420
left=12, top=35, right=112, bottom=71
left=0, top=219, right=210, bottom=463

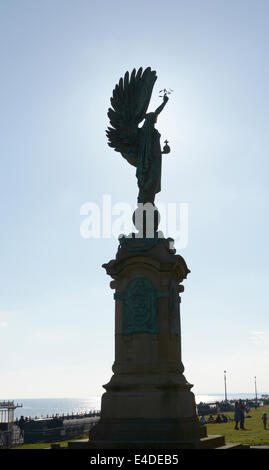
left=200, top=435, right=225, bottom=449
left=69, top=440, right=201, bottom=449
left=66, top=435, right=252, bottom=450
left=216, top=443, right=248, bottom=450
left=68, top=435, right=229, bottom=450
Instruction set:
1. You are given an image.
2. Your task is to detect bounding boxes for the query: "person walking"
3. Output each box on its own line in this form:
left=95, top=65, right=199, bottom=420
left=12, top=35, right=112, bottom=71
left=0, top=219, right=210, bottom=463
left=262, top=412, right=267, bottom=430
left=18, top=416, right=25, bottom=440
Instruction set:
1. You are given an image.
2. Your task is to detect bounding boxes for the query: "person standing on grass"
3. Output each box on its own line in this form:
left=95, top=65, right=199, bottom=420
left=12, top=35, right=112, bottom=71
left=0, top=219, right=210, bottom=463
left=234, top=401, right=241, bottom=430
left=238, top=400, right=246, bottom=430
left=262, top=412, right=267, bottom=430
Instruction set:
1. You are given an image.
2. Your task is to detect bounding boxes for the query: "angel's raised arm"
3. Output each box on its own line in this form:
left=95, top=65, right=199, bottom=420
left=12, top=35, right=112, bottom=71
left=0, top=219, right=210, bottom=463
left=154, top=95, right=169, bottom=117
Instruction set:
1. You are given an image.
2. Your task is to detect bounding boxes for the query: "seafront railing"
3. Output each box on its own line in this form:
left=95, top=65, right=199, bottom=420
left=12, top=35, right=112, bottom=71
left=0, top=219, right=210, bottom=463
left=1, top=415, right=100, bottom=447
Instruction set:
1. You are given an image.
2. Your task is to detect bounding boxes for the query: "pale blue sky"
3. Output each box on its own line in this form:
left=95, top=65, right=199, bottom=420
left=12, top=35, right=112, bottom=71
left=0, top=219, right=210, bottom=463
left=0, top=0, right=268, bottom=398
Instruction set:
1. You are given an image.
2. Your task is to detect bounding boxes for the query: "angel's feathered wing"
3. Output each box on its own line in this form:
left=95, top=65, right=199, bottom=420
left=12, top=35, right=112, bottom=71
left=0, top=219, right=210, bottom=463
left=106, top=67, right=157, bottom=167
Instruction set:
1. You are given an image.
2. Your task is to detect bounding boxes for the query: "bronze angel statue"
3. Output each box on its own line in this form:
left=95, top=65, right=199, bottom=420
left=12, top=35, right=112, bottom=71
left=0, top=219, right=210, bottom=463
left=106, top=67, right=171, bottom=204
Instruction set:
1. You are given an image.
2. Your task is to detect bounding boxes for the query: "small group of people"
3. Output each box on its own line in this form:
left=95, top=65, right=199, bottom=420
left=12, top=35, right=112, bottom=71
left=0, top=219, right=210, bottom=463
left=200, top=413, right=228, bottom=425
left=234, top=400, right=246, bottom=430
left=200, top=401, right=268, bottom=432
left=234, top=401, right=268, bottom=431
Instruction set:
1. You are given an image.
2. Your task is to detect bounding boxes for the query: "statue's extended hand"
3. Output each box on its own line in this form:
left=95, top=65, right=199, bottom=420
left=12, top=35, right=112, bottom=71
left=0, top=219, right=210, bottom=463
left=154, top=92, right=169, bottom=116
left=163, top=94, right=169, bottom=103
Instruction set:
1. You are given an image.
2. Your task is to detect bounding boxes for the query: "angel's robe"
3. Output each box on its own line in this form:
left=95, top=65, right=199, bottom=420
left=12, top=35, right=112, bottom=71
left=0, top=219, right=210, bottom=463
left=137, top=117, right=162, bottom=204
left=149, top=128, right=162, bottom=195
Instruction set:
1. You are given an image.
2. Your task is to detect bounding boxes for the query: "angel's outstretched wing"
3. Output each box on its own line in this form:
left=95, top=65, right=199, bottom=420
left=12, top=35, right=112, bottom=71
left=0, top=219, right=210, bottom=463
left=106, top=67, right=157, bottom=167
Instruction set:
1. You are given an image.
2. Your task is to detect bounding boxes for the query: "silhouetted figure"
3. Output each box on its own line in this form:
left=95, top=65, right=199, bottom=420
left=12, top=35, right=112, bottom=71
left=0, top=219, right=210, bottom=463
left=221, top=414, right=228, bottom=423
left=107, top=68, right=171, bottom=205
left=262, top=412, right=267, bottom=430
left=215, top=414, right=222, bottom=423
left=239, top=400, right=246, bottom=430
left=234, top=402, right=240, bottom=430
left=18, top=416, right=25, bottom=439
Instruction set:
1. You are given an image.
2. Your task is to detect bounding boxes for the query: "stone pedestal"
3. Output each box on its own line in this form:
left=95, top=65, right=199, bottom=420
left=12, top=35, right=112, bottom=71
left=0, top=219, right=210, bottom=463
left=89, top=235, right=206, bottom=448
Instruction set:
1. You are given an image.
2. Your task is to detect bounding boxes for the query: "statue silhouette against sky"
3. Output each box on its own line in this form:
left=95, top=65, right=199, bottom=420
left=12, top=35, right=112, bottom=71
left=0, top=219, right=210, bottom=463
left=106, top=67, right=170, bottom=204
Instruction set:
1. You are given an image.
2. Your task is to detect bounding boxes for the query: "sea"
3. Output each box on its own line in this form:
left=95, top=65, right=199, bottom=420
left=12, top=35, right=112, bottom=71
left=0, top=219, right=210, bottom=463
left=9, top=393, right=263, bottom=420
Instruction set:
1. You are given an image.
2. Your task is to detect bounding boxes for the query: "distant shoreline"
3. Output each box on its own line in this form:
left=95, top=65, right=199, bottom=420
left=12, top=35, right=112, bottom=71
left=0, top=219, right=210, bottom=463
left=5, top=393, right=264, bottom=420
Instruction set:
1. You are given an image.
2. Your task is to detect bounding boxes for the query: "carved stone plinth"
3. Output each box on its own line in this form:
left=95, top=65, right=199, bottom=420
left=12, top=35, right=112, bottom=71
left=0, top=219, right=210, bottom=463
left=89, top=236, right=206, bottom=448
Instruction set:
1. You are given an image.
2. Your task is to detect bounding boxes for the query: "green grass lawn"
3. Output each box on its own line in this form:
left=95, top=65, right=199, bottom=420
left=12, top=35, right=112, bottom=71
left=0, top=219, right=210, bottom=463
left=203, top=405, right=269, bottom=446
left=11, top=434, right=89, bottom=450
left=10, top=406, right=269, bottom=449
